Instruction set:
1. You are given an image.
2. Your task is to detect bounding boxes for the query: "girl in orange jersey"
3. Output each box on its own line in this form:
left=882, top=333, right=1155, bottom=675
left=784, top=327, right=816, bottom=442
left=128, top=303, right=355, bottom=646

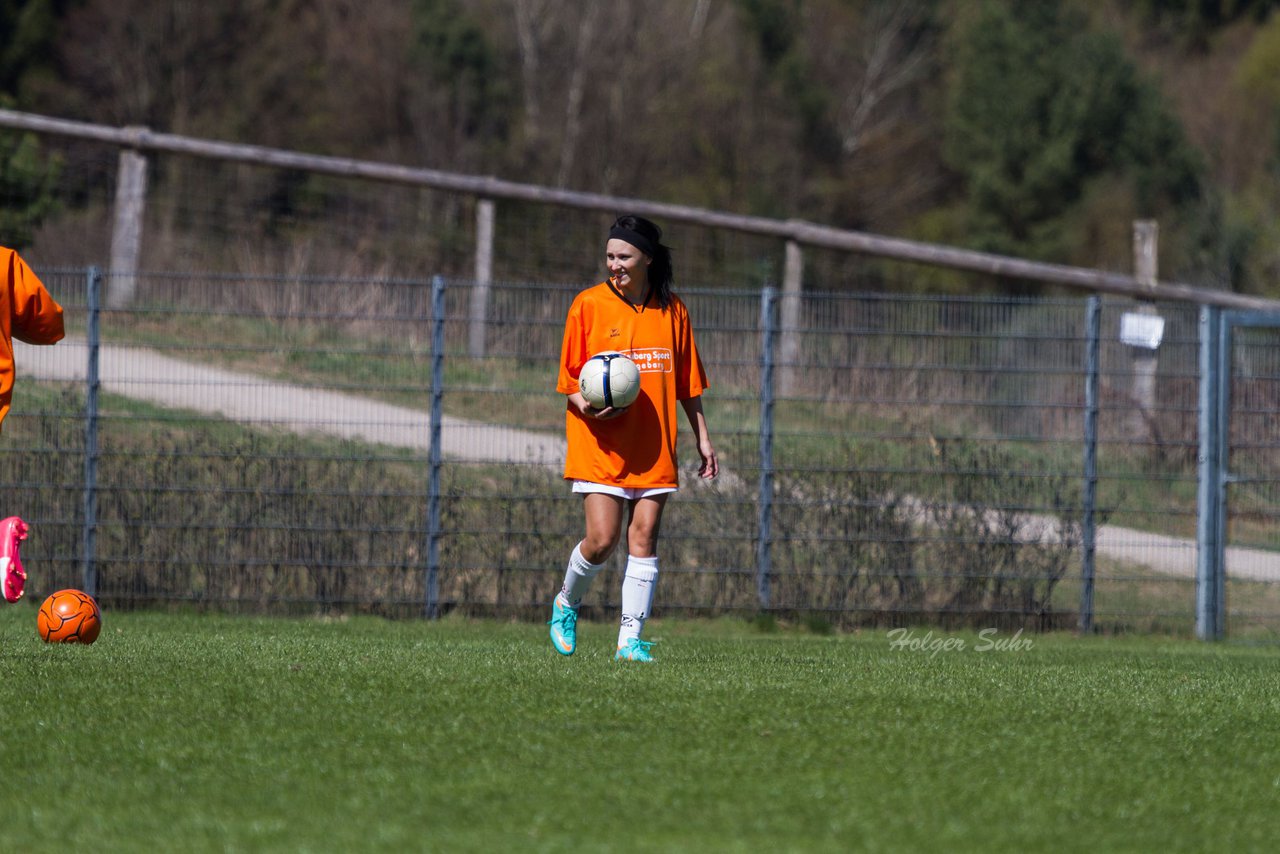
left=0, top=247, right=66, bottom=603
left=550, top=215, right=718, bottom=662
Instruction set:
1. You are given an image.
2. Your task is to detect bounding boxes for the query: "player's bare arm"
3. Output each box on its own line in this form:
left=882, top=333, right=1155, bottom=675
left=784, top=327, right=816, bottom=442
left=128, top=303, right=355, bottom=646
left=681, top=396, right=718, bottom=479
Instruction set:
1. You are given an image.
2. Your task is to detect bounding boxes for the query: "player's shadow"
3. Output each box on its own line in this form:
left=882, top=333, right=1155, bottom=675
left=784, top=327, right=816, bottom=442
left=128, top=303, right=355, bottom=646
left=591, top=390, right=662, bottom=476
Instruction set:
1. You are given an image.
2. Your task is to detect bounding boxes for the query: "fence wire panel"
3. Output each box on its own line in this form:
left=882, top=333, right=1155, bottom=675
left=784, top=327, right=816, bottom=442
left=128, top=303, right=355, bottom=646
left=432, top=280, right=574, bottom=616
left=1225, top=324, right=1280, bottom=637
left=761, top=294, right=1085, bottom=627
left=8, top=271, right=1278, bottom=633
left=1092, top=301, right=1202, bottom=633
left=12, top=270, right=443, bottom=614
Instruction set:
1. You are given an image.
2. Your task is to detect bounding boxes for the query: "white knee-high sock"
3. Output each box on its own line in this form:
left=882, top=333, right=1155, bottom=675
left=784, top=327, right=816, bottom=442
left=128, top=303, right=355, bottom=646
left=560, top=542, right=606, bottom=606
left=618, top=555, right=659, bottom=646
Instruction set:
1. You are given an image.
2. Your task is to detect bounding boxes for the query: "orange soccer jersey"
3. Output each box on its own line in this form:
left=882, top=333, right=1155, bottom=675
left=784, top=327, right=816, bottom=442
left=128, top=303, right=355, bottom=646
left=556, top=281, right=708, bottom=488
left=1, top=248, right=65, bottom=432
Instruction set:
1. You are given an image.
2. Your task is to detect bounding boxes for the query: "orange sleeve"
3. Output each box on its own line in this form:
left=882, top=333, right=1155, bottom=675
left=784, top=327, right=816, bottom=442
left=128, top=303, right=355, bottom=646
left=0, top=248, right=64, bottom=434
left=674, top=299, right=708, bottom=400
left=9, top=252, right=65, bottom=345
left=556, top=295, right=589, bottom=395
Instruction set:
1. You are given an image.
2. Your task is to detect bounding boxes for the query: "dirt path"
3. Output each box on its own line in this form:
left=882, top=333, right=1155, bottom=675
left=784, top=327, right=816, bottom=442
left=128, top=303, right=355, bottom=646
left=18, top=339, right=1279, bottom=582
left=19, top=338, right=566, bottom=463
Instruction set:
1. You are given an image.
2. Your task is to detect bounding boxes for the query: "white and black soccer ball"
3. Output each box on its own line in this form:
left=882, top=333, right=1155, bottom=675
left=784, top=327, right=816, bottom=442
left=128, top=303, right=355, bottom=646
left=578, top=352, right=641, bottom=409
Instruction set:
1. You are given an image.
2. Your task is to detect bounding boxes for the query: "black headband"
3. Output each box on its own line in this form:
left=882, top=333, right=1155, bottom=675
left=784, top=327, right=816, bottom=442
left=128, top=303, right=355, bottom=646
left=608, top=226, right=656, bottom=258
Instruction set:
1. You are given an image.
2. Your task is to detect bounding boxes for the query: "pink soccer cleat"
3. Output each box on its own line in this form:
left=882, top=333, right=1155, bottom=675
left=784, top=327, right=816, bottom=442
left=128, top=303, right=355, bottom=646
left=1, top=516, right=29, bottom=603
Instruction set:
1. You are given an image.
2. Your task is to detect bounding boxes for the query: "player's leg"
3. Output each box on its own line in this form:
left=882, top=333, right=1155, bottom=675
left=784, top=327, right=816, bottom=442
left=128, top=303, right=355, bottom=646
left=578, top=492, right=626, bottom=565
left=565, top=491, right=624, bottom=601
left=616, top=494, right=669, bottom=662
left=550, top=492, right=625, bottom=655
left=1, top=516, right=29, bottom=604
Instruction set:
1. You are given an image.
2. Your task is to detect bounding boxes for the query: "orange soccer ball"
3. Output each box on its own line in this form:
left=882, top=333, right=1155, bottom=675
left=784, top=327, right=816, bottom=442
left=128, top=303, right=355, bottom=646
left=36, top=589, right=102, bottom=644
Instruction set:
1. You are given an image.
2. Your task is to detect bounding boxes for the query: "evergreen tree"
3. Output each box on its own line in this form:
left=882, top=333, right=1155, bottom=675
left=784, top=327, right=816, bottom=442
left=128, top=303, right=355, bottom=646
left=408, top=0, right=511, bottom=166
left=944, top=0, right=1204, bottom=264
left=0, top=0, right=66, bottom=249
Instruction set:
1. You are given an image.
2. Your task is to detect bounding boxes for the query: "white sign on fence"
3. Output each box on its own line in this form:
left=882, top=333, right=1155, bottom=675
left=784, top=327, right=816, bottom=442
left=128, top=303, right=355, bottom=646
left=1120, top=312, right=1165, bottom=350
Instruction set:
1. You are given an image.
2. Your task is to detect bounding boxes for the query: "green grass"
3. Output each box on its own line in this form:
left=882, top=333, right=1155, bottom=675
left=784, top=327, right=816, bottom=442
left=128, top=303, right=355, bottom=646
left=2, top=609, right=1278, bottom=852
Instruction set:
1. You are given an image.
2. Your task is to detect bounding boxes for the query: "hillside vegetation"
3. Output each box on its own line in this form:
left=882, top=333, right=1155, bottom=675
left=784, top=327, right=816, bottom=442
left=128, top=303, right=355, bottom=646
left=4, top=0, right=1280, bottom=294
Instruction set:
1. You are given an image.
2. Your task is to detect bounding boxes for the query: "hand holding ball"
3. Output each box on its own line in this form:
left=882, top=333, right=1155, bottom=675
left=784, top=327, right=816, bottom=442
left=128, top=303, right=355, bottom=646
left=579, top=352, right=641, bottom=410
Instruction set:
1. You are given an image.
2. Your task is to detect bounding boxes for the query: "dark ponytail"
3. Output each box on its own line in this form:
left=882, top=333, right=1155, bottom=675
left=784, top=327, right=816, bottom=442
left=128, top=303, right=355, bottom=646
left=610, top=215, right=673, bottom=309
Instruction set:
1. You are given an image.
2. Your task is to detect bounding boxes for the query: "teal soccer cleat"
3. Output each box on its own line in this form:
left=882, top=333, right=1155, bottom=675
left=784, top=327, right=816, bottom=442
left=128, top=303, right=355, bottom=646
left=615, top=638, right=656, bottom=663
left=548, top=594, right=579, bottom=656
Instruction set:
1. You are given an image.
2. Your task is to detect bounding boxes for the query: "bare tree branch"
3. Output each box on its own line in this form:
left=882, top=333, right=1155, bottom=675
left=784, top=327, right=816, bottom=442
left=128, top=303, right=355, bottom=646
left=556, top=2, right=601, bottom=187
left=836, top=1, right=929, bottom=158
left=512, top=0, right=553, bottom=147
left=690, top=0, right=711, bottom=39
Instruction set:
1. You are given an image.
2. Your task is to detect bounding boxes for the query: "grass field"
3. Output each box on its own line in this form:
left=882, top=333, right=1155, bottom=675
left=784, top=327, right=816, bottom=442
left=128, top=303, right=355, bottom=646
left=2, top=607, right=1277, bottom=852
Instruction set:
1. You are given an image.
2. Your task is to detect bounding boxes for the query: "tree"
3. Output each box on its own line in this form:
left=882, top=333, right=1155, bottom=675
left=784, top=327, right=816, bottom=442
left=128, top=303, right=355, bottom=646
left=1130, top=0, right=1280, bottom=49
left=1, top=0, right=71, bottom=101
left=407, top=0, right=512, bottom=172
left=794, top=0, right=941, bottom=228
left=0, top=121, right=60, bottom=249
left=943, top=0, right=1204, bottom=268
left=0, top=0, right=67, bottom=249
left=1216, top=12, right=1280, bottom=293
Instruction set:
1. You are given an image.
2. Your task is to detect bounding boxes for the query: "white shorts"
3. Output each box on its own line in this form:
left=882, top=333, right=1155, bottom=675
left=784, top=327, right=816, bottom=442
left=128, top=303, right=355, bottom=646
left=571, top=480, right=678, bottom=501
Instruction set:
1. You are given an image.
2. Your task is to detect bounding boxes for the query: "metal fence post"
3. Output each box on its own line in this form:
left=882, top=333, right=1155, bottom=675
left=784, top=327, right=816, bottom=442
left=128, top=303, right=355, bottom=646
left=81, top=267, right=102, bottom=596
left=425, top=275, right=446, bottom=618
left=1196, top=305, right=1224, bottom=640
left=1078, top=295, right=1100, bottom=632
left=757, top=286, right=778, bottom=610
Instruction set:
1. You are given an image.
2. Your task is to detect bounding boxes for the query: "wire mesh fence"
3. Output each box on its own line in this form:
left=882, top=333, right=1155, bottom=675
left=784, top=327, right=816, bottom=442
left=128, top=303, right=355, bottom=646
left=1222, top=321, right=1280, bottom=637
left=7, top=269, right=1276, bottom=635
